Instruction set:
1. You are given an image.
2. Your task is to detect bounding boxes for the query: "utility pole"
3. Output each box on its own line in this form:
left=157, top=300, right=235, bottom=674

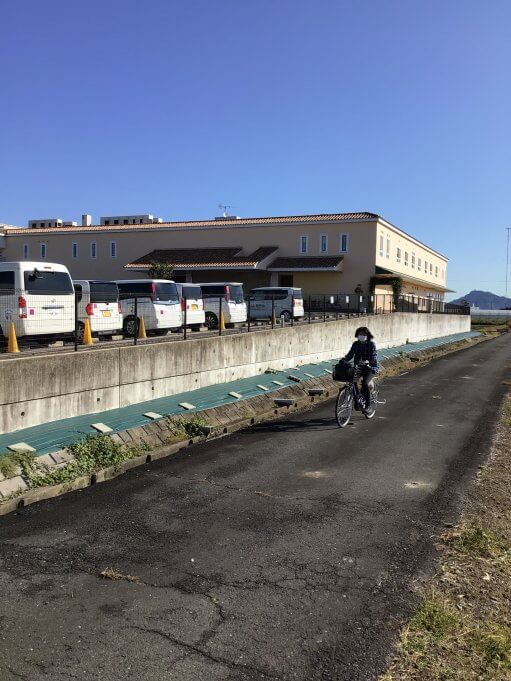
left=507, top=228, right=511, bottom=297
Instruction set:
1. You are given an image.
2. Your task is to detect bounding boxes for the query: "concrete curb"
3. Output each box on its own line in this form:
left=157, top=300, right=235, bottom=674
left=0, top=332, right=493, bottom=516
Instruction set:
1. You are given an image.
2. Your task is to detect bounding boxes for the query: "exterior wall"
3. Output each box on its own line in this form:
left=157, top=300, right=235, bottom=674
left=375, top=221, right=448, bottom=296
left=0, top=313, right=470, bottom=435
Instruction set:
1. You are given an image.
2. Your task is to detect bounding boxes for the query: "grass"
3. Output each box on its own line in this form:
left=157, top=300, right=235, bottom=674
left=0, top=450, right=36, bottom=479
left=165, top=414, right=211, bottom=439
left=382, top=393, right=511, bottom=681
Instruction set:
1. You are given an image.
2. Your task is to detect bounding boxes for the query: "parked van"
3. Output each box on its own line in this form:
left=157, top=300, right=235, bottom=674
left=249, top=287, right=305, bottom=322
left=175, top=283, right=205, bottom=330
left=115, top=279, right=182, bottom=336
left=73, top=280, right=123, bottom=340
left=0, top=261, right=75, bottom=339
left=198, top=282, right=247, bottom=330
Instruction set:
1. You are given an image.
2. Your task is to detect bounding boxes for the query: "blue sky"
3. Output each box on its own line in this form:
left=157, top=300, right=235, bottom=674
left=1, top=0, right=510, bottom=297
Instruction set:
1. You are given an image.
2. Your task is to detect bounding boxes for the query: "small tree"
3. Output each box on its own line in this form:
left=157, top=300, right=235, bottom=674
left=148, top=262, right=174, bottom=280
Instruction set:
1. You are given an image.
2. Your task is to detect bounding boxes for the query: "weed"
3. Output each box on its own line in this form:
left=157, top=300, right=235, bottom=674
left=451, top=526, right=509, bottom=559
left=0, top=450, right=37, bottom=479
left=471, top=622, right=511, bottom=669
left=166, top=415, right=210, bottom=439
left=405, top=597, right=460, bottom=648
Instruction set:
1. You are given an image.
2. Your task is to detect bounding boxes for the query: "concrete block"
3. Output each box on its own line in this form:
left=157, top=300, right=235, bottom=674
left=228, top=391, right=243, bottom=399
left=179, top=402, right=195, bottom=411
left=0, top=476, right=27, bottom=498
left=36, top=454, right=58, bottom=469
left=50, top=450, right=75, bottom=465
left=7, top=442, right=36, bottom=454
left=90, top=423, right=113, bottom=434
left=144, top=412, right=162, bottom=420
left=256, top=384, right=270, bottom=391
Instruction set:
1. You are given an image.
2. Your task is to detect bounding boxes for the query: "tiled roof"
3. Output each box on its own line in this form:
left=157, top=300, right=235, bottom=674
left=125, top=246, right=279, bottom=270
left=6, top=212, right=378, bottom=235
left=268, top=256, right=344, bottom=270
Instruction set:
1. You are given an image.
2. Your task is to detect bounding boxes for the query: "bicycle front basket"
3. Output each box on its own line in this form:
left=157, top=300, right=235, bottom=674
left=333, top=360, right=354, bottom=382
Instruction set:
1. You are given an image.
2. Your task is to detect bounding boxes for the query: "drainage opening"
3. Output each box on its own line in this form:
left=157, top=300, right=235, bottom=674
left=90, top=474, right=97, bottom=485
left=188, top=439, right=193, bottom=446
left=17, top=499, right=25, bottom=509
left=250, top=418, right=255, bottom=425
left=223, top=427, right=228, bottom=434
left=146, top=454, right=152, bottom=463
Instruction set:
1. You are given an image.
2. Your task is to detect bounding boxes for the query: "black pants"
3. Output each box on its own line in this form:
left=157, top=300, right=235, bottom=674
left=357, top=366, right=376, bottom=403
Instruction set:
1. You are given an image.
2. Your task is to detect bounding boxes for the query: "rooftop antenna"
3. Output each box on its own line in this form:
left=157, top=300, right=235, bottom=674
left=218, top=203, right=232, bottom=218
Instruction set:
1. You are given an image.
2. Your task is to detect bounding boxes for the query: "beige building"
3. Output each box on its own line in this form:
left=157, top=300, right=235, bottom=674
left=0, top=211, right=449, bottom=300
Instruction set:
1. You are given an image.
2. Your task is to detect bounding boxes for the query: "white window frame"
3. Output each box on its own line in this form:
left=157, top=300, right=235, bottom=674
left=110, top=241, right=117, bottom=259
left=72, top=242, right=78, bottom=259
left=319, top=234, right=328, bottom=254
left=379, top=234, right=384, bottom=257
left=411, top=252, right=416, bottom=269
left=340, top=233, right=349, bottom=253
left=418, top=258, right=422, bottom=272
left=435, top=265, right=438, bottom=277
left=299, top=235, right=308, bottom=254
left=430, top=263, right=433, bottom=275
left=40, top=243, right=46, bottom=259
left=396, top=247, right=401, bottom=263
left=386, top=237, right=390, bottom=259
left=91, top=241, right=97, bottom=259
left=404, top=251, right=409, bottom=266
left=23, top=244, right=29, bottom=259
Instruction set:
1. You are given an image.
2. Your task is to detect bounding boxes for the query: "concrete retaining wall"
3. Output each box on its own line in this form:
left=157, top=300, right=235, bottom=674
left=0, top=314, right=470, bottom=435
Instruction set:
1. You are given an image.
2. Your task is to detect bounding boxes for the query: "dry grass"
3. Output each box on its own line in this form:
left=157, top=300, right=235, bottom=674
left=99, top=568, right=140, bottom=583
left=382, top=394, right=511, bottom=681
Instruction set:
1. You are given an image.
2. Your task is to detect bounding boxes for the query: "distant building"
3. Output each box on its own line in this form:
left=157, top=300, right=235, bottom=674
left=100, top=214, right=163, bottom=226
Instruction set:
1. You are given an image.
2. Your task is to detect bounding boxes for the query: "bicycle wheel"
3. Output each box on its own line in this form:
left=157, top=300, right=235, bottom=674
left=364, top=384, right=378, bottom=419
left=336, top=386, right=353, bottom=428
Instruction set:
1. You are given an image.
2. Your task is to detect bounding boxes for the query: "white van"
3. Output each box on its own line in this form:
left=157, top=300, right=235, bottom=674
left=198, top=282, right=247, bottom=330
left=175, top=283, right=205, bottom=330
left=0, top=261, right=75, bottom=339
left=73, top=280, right=123, bottom=340
left=249, top=287, right=305, bottom=322
left=115, top=279, right=182, bottom=336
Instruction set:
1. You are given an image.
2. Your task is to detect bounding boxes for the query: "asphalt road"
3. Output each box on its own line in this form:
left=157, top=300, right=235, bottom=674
left=1, top=333, right=510, bottom=681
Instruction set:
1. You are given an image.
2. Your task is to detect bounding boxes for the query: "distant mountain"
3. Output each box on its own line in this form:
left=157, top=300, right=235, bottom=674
left=449, top=290, right=511, bottom=309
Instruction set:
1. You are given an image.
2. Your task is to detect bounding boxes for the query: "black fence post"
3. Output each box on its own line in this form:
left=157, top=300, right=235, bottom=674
left=291, top=294, right=294, bottom=326
left=74, top=291, right=79, bottom=351
left=134, top=296, right=138, bottom=345
left=183, top=296, right=187, bottom=340
left=308, top=295, right=311, bottom=324
left=247, top=296, right=251, bottom=332
left=218, top=296, right=222, bottom=336
left=347, top=295, right=350, bottom=319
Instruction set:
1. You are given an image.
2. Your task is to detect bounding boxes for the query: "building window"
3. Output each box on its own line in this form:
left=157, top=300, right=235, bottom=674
left=123, top=219, right=128, bottom=225
left=72, top=242, right=78, bottom=258
left=386, top=238, right=390, bottom=259
left=424, top=260, right=427, bottom=274
left=397, top=247, right=401, bottom=263
left=23, top=244, right=29, bottom=259
left=113, top=220, right=119, bottom=225
left=418, top=258, right=422, bottom=271
left=320, top=234, right=328, bottom=253
left=91, top=241, right=97, bottom=259
left=40, top=243, right=46, bottom=259
left=411, top=252, right=416, bottom=268
left=104, top=220, right=110, bottom=226
left=435, top=265, right=438, bottom=277
left=430, top=263, right=433, bottom=275
left=340, top=233, right=349, bottom=253
left=299, top=235, right=308, bottom=254
left=379, top=235, right=384, bottom=257
left=404, top=251, right=409, bottom=266
left=110, top=241, right=117, bottom=258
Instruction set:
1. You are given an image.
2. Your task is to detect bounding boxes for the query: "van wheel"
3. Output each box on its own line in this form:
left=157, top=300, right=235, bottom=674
left=205, top=312, right=218, bottom=330
left=124, top=316, right=138, bottom=337
left=281, top=310, right=292, bottom=322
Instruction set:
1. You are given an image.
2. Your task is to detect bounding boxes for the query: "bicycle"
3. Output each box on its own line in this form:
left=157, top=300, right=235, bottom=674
left=335, top=362, right=379, bottom=428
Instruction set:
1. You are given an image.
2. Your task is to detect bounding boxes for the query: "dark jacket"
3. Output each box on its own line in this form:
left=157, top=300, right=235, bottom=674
left=344, top=340, right=379, bottom=372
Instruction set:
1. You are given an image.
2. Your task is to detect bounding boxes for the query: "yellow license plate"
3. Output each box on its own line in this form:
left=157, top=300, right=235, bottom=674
left=102, top=310, right=111, bottom=317
left=191, top=304, right=198, bottom=310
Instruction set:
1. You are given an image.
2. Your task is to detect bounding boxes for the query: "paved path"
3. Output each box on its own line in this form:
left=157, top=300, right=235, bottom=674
left=0, top=334, right=509, bottom=681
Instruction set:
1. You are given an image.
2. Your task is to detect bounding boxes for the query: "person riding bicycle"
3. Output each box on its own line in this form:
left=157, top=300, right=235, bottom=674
left=343, top=326, right=379, bottom=408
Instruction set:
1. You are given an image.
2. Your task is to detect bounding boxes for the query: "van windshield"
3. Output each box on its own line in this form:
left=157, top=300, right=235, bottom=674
left=24, top=270, right=74, bottom=295
left=90, top=282, right=119, bottom=303
left=182, top=285, right=201, bottom=300
left=154, top=282, right=179, bottom=303
left=228, top=285, right=244, bottom=303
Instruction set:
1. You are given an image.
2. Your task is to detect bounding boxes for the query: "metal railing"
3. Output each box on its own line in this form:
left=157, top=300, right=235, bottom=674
left=0, top=290, right=466, bottom=355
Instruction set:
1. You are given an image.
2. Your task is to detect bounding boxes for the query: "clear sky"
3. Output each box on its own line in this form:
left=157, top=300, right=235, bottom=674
left=1, top=0, right=510, bottom=297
